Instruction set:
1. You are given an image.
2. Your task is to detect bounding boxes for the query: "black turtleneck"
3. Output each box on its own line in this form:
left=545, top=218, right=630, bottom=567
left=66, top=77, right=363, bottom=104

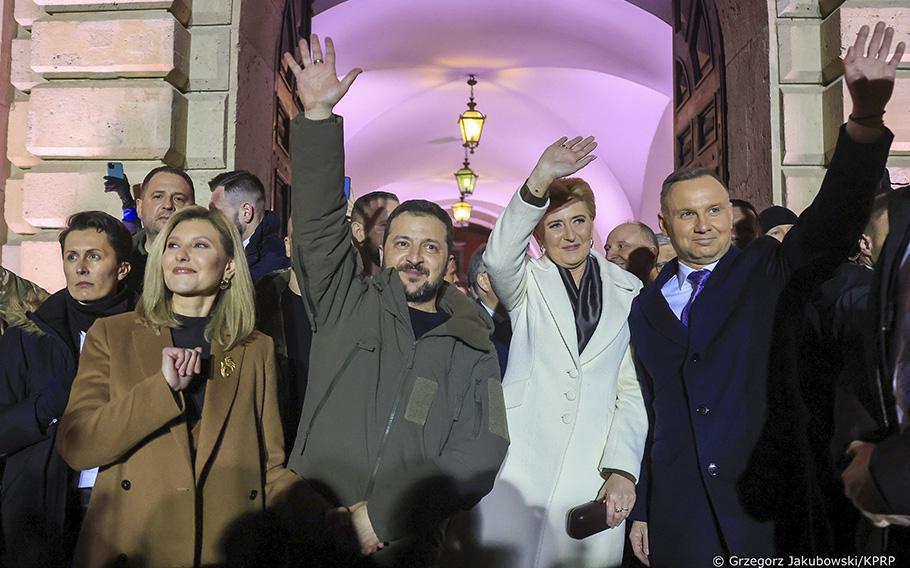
left=171, top=315, right=212, bottom=431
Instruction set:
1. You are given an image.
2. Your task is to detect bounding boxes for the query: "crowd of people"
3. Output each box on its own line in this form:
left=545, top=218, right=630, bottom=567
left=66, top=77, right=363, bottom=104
left=0, top=21, right=906, bottom=568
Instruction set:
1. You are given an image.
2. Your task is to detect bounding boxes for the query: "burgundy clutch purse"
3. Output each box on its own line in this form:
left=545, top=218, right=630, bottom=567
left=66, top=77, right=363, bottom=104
left=566, top=500, right=610, bottom=539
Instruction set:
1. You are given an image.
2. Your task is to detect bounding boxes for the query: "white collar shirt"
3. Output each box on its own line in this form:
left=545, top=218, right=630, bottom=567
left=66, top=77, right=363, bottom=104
left=660, top=259, right=720, bottom=321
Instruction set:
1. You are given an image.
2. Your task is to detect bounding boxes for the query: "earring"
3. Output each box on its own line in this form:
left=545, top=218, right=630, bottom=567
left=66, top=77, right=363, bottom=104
left=219, top=278, right=231, bottom=290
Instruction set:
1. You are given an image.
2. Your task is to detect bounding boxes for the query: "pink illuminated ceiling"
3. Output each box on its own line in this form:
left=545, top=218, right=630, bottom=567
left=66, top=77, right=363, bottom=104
left=312, top=0, right=673, bottom=240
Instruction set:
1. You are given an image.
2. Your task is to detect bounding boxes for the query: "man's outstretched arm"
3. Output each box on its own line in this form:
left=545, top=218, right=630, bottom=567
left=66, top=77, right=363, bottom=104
left=284, top=35, right=363, bottom=330
left=777, top=22, right=902, bottom=276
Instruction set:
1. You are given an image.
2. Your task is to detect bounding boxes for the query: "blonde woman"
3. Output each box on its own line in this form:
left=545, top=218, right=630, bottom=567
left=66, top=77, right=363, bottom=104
left=478, top=137, right=648, bottom=567
left=57, top=207, right=321, bottom=567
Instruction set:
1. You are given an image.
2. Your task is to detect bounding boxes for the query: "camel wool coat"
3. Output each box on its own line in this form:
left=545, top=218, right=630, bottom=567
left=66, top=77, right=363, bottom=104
left=56, top=311, right=320, bottom=568
left=475, top=189, right=649, bottom=568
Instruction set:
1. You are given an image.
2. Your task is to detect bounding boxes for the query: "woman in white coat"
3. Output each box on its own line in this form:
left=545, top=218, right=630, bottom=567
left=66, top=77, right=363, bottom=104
left=478, top=136, right=648, bottom=568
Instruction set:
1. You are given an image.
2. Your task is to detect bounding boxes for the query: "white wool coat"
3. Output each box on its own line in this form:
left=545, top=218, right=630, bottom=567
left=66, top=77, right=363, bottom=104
left=475, top=190, right=648, bottom=568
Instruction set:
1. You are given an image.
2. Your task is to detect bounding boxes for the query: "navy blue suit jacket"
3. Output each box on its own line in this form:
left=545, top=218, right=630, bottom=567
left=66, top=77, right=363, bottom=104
left=246, top=211, right=291, bottom=283
left=629, top=125, right=893, bottom=566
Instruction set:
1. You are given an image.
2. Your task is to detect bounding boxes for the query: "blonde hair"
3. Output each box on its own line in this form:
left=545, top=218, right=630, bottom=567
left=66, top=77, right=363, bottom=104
left=533, top=177, right=597, bottom=242
left=137, top=206, right=255, bottom=351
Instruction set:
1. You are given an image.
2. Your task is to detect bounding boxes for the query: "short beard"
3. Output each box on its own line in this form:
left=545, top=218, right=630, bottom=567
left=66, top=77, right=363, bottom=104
left=399, top=263, right=445, bottom=304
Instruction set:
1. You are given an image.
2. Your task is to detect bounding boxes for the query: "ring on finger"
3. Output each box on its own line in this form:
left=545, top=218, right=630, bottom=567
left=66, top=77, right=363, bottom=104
left=313, top=58, right=324, bottom=64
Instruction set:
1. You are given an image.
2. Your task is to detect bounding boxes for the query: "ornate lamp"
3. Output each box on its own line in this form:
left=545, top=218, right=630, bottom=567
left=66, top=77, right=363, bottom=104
left=452, top=198, right=472, bottom=225
left=453, top=150, right=478, bottom=196
left=458, top=75, right=486, bottom=153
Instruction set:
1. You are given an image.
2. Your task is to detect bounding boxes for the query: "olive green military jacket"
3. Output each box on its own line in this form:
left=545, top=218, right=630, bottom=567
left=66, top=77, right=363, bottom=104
left=286, top=115, right=509, bottom=554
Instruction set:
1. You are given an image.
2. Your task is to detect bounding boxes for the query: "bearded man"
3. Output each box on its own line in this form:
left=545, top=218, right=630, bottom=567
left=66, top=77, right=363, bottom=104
left=283, top=34, right=509, bottom=566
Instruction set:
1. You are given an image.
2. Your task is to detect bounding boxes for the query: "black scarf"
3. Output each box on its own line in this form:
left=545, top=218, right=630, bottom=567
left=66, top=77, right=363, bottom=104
left=557, top=256, right=603, bottom=354
left=63, top=287, right=132, bottom=352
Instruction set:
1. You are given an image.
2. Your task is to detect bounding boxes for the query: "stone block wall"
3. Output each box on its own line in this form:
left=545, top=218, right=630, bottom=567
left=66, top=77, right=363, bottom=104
left=2, top=0, right=240, bottom=292
left=770, top=0, right=910, bottom=214
left=3, top=0, right=905, bottom=292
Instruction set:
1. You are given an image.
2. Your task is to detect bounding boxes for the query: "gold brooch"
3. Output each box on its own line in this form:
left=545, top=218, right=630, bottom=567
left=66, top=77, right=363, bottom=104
left=220, top=356, right=236, bottom=379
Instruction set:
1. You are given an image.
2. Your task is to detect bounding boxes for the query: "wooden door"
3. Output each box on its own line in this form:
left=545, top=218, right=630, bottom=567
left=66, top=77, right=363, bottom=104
left=271, top=0, right=312, bottom=238
left=672, top=0, right=728, bottom=183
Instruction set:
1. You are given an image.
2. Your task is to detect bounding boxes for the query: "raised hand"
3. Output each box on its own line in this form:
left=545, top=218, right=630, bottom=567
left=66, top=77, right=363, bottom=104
left=282, top=34, right=362, bottom=120
left=527, top=136, right=598, bottom=198
left=844, top=22, right=905, bottom=118
left=162, top=346, right=202, bottom=391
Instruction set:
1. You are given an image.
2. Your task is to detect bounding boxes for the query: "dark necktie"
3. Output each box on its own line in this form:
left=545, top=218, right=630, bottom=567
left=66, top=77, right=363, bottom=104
left=680, top=269, right=711, bottom=327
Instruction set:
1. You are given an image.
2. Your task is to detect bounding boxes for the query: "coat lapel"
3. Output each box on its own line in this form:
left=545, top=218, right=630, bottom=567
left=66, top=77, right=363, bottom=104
left=686, top=246, right=743, bottom=352
left=194, top=340, right=244, bottom=480
left=639, top=259, right=688, bottom=348
left=880, top=189, right=910, bottom=323
left=533, top=256, right=580, bottom=365
left=132, top=325, right=193, bottom=473
left=580, top=255, right=637, bottom=365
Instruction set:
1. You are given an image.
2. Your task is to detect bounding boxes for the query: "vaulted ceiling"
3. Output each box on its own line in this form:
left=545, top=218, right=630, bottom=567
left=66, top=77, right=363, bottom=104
left=312, top=0, right=673, bottom=240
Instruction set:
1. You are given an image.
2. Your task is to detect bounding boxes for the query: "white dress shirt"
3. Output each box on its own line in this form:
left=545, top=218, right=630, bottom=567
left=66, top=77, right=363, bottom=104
left=75, top=330, right=99, bottom=488
left=660, top=260, right=720, bottom=321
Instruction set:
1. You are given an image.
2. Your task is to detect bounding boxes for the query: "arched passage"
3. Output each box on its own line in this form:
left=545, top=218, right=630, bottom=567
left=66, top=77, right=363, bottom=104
left=235, top=0, right=676, bottom=244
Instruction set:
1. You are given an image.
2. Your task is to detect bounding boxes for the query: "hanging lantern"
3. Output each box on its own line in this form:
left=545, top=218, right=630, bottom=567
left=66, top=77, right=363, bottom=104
left=452, top=198, right=472, bottom=225
left=458, top=75, right=486, bottom=152
left=453, top=155, right=478, bottom=196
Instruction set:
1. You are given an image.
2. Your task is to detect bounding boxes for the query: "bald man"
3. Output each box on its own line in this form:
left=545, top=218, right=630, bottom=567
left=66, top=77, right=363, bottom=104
left=604, top=222, right=659, bottom=285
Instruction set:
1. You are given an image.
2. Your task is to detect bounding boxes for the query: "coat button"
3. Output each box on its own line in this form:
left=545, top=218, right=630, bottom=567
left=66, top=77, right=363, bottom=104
left=565, top=390, right=577, bottom=401
left=561, top=414, right=573, bottom=424
left=567, top=369, right=579, bottom=379
left=121, top=480, right=131, bottom=491
left=696, top=405, right=710, bottom=415
left=690, top=353, right=700, bottom=363
left=707, top=463, right=719, bottom=476
left=249, top=489, right=258, bottom=500
left=116, top=553, right=128, bottom=564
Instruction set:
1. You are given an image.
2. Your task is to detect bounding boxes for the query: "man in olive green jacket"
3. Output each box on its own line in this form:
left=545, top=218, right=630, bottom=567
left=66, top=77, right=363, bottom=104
left=284, top=36, right=508, bottom=566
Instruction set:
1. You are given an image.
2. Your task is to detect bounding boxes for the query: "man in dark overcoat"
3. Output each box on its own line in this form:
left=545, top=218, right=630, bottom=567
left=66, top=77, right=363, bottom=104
left=627, top=22, right=903, bottom=567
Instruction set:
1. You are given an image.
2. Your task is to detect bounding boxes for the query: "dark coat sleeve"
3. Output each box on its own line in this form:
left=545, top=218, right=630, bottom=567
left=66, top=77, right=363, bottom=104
left=629, top=342, right=652, bottom=523
left=248, top=252, right=291, bottom=284
left=775, top=125, right=893, bottom=278
left=289, top=115, right=362, bottom=332
left=366, top=351, right=510, bottom=541
left=0, top=328, right=46, bottom=457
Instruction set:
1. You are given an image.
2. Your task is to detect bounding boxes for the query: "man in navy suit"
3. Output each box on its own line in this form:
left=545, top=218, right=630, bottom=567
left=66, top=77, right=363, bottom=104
left=627, top=22, right=904, bottom=567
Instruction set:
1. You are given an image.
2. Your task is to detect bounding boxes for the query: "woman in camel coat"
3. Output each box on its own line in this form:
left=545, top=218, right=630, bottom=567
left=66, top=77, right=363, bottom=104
left=57, top=207, right=323, bottom=567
